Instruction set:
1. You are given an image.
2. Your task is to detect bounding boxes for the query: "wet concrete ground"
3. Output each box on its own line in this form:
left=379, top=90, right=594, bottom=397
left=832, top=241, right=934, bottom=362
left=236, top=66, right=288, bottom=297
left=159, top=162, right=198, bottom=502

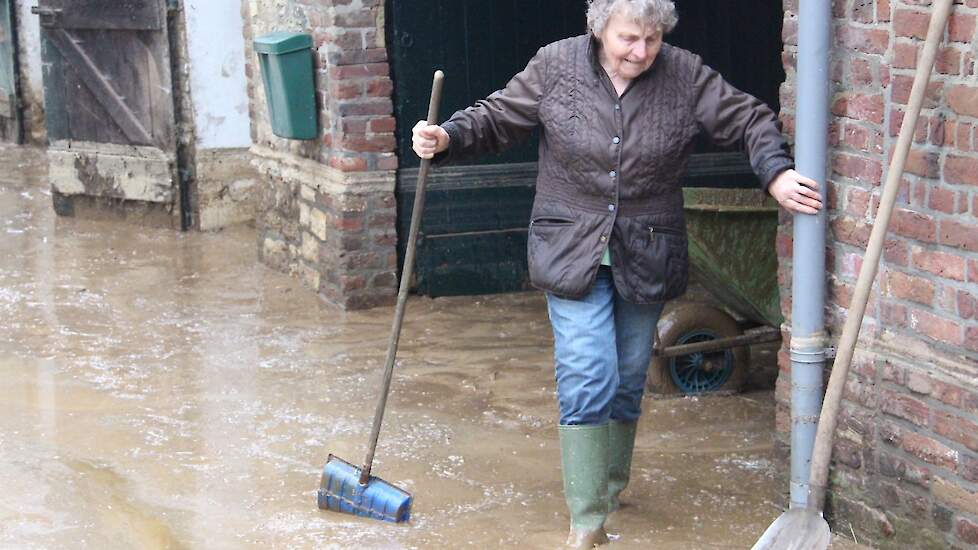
left=0, top=146, right=867, bottom=549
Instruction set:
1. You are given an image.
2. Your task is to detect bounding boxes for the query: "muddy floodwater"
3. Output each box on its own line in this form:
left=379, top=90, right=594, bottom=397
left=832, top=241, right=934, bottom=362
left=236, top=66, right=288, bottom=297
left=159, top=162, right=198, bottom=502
left=0, top=147, right=867, bottom=549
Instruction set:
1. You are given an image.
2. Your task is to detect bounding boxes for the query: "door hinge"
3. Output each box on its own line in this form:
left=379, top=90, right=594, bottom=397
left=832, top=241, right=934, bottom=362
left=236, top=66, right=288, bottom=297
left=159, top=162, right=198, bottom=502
left=30, top=5, right=62, bottom=27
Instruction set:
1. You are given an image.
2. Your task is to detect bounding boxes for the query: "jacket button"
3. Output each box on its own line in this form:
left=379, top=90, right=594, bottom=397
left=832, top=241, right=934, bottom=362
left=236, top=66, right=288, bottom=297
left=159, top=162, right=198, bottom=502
left=609, top=170, right=617, bottom=178
left=612, top=136, right=620, bottom=144
left=600, top=235, right=607, bottom=242
left=608, top=204, right=615, bottom=212
left=614, top=104, right=621, bottom=111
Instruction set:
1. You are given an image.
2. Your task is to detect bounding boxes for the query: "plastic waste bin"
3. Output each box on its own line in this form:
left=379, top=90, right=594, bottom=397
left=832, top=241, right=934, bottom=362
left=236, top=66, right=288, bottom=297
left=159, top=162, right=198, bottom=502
left=253, top=31, right=317, bottom=140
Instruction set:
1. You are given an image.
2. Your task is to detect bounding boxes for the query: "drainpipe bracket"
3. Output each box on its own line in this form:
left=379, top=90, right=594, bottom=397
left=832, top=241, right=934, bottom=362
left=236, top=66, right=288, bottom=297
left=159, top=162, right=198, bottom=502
left=790, top=348, right=826, bottom=364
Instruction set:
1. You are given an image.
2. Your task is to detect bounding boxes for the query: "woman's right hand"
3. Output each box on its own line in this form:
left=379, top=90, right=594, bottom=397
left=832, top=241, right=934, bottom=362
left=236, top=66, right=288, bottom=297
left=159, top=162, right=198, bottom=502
left=412, top=120, right=450, bottom=159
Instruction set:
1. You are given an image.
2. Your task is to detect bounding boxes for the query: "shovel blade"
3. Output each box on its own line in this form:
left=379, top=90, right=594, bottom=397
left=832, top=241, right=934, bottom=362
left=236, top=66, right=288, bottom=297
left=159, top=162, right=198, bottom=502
left=317, top=455, right=412, bottom=523
left=752, top=508, right=832, bottom=550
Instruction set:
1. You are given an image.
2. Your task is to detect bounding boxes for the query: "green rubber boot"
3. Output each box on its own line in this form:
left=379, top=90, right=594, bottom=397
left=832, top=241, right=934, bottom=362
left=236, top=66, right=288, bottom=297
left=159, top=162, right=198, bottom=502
left=558, top=424, right=610, bottom=549
left=608, top=420, right=638, bottom=513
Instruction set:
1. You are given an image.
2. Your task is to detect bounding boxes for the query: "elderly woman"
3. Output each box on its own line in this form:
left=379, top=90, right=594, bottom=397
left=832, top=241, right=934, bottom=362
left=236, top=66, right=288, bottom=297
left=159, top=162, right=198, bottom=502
left=413, top=0, right=821, bottom=547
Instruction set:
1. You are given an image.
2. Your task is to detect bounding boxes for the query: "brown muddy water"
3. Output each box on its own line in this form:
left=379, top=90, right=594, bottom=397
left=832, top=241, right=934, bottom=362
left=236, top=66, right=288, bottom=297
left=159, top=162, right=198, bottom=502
left=0, top=146, right=867, bottom=549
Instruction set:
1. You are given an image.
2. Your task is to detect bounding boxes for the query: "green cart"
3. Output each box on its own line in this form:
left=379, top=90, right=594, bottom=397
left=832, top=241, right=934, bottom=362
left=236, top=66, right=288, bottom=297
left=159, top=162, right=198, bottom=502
left=647, top=185, right=785, bottom=396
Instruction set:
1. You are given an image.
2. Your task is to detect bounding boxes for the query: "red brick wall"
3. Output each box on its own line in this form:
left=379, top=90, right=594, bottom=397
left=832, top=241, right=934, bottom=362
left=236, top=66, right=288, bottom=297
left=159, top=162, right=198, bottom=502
left=311, top=0, right=398, bottom=172
left=244, top=0, right=398, bottom=309
left=777, top=0, right=978, bottom=547
left=243, top=0, right=396, bottom=168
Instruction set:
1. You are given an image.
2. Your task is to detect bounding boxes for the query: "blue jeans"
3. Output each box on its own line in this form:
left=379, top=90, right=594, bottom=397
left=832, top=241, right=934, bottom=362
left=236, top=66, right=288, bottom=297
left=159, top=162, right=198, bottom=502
left=546, top=266, right=664, bottom=425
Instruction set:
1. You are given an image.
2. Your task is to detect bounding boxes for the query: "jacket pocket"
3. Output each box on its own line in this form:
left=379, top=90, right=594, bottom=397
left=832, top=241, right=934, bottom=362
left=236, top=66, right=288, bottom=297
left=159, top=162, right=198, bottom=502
left=625, top=225, right=689, bottom=302
left=530, top=216, right=576, bottom=228
left=647, top=225, right=684, bottom=237
left=527, top=215, right=591, bottom=297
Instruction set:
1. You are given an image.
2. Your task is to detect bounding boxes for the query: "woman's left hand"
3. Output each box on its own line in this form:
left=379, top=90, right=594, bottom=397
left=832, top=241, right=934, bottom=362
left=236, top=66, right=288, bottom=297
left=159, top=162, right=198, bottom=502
left=768, top=169, right=823, bottom=215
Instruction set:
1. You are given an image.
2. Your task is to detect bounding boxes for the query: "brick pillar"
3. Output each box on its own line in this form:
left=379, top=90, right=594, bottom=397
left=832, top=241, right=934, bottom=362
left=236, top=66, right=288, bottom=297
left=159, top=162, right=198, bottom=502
left=246, top=0, right=398, bottom=309
left=775, top=1, right=978, bottom=547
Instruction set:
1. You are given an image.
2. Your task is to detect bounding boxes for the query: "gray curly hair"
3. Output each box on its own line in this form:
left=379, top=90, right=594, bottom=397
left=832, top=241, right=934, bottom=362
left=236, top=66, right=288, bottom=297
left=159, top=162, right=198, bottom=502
left=586, top=0, right=678, bottom=36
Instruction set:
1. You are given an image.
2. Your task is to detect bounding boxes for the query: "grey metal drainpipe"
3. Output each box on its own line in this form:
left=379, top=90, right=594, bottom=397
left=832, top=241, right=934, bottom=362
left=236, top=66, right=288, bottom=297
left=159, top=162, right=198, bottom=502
left=789, top=0, right=831, bottom=509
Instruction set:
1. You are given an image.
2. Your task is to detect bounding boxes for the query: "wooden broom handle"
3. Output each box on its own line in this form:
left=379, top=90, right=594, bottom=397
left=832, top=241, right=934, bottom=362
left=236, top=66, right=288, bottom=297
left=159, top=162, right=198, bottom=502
left=360, top=70, right=444, bottom=485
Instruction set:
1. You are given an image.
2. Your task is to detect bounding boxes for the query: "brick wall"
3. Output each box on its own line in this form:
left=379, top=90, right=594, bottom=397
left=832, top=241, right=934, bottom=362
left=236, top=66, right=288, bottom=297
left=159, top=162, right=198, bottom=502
left=244, top=0, right=397, bottom=309
left=776, top=1, right=978, bottom=547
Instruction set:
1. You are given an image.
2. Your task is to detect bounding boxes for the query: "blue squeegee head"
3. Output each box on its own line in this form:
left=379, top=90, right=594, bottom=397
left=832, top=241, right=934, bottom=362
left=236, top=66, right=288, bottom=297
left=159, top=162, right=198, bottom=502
left=317, top=455, right=412, bottom=523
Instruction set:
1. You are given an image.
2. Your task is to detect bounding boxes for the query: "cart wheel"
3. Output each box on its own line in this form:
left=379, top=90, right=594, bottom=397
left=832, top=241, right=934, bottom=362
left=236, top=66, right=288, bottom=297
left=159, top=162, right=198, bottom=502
left=647, top=304, right=749, bottom=396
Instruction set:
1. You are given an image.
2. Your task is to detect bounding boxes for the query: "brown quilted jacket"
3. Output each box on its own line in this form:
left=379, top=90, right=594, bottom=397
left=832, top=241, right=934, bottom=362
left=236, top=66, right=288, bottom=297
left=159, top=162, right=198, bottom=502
left=438, top=35, right=793, bottom=303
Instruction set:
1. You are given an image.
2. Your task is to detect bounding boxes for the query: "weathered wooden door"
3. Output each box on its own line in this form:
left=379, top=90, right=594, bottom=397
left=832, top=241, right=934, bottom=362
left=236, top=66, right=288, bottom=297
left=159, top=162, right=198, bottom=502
left=0, top=0, right=21, bottom=142
left=34, top=0, right=181, bottom=224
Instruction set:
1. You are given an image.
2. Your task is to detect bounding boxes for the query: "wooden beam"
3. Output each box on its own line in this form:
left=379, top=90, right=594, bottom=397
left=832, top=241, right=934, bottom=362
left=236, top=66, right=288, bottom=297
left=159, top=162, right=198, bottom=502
left=46, top=0, right=163, bottom=31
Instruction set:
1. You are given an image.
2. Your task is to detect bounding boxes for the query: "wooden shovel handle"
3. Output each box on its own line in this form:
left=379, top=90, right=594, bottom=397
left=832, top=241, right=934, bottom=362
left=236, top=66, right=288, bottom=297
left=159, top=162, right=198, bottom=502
left=807, top=0, right=954, bottom=511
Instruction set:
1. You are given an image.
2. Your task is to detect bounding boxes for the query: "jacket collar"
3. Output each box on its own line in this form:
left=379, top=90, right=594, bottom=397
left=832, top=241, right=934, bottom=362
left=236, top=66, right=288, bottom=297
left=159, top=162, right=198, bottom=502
left=586, top=34, right=605, bottom=77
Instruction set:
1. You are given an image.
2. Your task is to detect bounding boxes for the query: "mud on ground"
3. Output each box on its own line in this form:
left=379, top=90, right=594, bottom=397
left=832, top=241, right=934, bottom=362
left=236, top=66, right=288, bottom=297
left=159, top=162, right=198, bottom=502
left=0, top=147, right=868, bottom=549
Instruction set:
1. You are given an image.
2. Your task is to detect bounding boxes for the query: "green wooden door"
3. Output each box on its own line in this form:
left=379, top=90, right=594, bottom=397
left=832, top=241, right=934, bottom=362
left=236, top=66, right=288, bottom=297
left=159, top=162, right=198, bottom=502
left=669, top=0, right=786, bottom=189
left=387, top=0, right=587, bottom=297
left=0, top=0, right=21, bottom=142
left=387, top=0, right=785, bottom=297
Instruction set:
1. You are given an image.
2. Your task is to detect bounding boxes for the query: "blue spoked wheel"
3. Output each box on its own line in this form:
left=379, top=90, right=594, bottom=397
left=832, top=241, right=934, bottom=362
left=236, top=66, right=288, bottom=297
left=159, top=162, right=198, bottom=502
left=668, top=329, right=735, bottom=393
left=648, top=304, right=749, bottom=396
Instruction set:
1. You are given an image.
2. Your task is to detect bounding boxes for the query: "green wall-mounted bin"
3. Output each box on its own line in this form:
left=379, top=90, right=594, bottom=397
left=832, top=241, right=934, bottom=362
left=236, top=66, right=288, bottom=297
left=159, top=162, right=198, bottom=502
left=254, top=31, right=317, bottom=140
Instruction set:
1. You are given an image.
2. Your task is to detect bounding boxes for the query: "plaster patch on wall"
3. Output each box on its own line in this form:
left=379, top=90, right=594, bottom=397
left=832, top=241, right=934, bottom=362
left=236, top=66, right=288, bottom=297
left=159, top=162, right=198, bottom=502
left=15, top=0, right=42, bottom=97
left=183, top=0, right=252, bottom=149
